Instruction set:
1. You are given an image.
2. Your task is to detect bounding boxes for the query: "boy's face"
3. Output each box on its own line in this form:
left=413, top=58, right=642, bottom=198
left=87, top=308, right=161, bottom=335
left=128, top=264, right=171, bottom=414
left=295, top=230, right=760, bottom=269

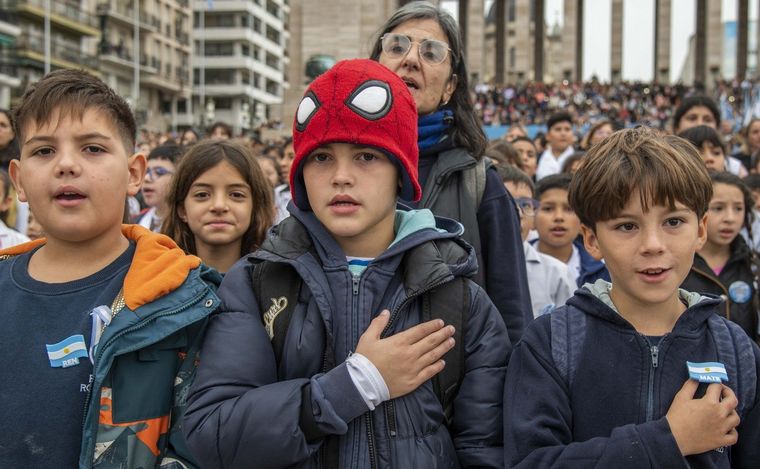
left=546, top=121, right=573, bottom=153
left=700, top=142, right=726, bottom=172
left=534, top=188, right=580, bottom=250
left=279, top=143, right=295, bottom=181
left=505, top=181, right=534, bottom=240
left=678, top=105, right=717, bottom=131
left=10, top=108, right=145, bottom=244
left=302, top=143, right=399, bottom=257
left=142, top=158, right=176, bottom=209
left=582, top=195, right=706, bottom=315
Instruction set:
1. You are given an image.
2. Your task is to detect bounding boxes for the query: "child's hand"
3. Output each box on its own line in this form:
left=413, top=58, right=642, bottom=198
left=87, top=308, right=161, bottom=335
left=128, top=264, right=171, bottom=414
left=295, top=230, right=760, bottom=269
left=666, top=379, right=740, bottom=456
left=355, top=310, right=455, bottom=399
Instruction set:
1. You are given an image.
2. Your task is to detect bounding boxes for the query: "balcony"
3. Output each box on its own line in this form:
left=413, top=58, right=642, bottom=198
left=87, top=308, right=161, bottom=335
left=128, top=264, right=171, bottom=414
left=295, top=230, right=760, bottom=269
left=96, top=2, right=158, bottom=33
left=16, top=30, right=98, bottom=70
left=10, top=0, right=99, bottom=36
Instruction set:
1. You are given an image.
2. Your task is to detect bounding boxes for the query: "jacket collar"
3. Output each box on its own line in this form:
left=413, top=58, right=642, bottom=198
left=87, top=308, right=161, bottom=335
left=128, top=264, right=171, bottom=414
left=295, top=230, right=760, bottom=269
left=0, top=225, right=201, bottom=310
left=567, top=283, right=722, bottom=333
left=258, top=203, right=476, bottom=292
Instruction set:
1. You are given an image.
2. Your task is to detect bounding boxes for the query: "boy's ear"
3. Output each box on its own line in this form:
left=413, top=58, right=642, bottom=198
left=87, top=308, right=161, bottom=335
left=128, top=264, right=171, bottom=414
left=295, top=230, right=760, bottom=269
left=695, top=213, right=708, bottom=250
left=8, top=159, right=27, bottom=203
left=581, top=224, right=604, bottom=261
left=127, top=152, right=147, bottom=197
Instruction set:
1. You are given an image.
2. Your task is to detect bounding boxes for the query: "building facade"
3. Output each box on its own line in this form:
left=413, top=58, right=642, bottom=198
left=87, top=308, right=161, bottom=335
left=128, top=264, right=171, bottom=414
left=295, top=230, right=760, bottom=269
left=98, top=0, right=193, bottom=133
left=192, top=0, right=290, bottom=136
left=0, top=14, right=21, bottom=108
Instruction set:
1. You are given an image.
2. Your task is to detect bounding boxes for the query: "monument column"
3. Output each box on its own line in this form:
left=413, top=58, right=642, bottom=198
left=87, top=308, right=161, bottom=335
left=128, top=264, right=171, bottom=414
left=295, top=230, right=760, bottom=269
left=611, top=0, right=623, bottom=83
left=534, top=0, right=544, bottom=81
left=738, top=0, right=748, bottom=80
left=654, top=0, right=672, bottom=83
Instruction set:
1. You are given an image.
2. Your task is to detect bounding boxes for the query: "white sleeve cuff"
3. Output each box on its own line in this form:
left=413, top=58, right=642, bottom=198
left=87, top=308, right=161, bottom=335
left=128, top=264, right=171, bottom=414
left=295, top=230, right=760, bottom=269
left=346, top=352, right=390, bottom=411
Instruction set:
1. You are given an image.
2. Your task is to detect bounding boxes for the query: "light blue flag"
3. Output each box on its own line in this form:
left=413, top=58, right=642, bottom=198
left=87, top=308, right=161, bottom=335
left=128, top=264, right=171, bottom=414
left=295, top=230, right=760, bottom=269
left=686, top=361, right=729, bottom=383
left=46, top=334, right=88, bottom=368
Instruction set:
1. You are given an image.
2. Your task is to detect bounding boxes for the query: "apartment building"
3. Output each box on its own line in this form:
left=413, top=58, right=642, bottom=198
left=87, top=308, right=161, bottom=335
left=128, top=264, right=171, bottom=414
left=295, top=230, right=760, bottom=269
left=0, top=0, right=100, bottom=98
left=0, top=15, right=21, bottom=108
left=98, top=0, right=193, bottom=133
left=193, top=0, right=290, bottom=136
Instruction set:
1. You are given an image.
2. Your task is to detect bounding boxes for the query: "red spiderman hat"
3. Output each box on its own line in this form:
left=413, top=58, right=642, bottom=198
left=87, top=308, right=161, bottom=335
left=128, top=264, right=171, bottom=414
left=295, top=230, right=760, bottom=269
left=290, top=59, right=421, bottom=209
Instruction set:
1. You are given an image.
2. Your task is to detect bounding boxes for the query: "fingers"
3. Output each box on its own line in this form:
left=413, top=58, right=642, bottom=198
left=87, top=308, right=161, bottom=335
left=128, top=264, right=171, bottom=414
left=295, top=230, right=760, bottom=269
left=415, top=359, right=447, bottom=384
left=721, top=427, right=739, bottom=447
left=396, top=318, right=446, bottom=344
left=363, top=310, right=390, bottom=341
left=419, top=336, right=456, bottom=367
left=676, top=378, right=700, bottom=400
left=719, top=385, right=739, bottom=409
left=704, top=382, right=725, bottom=401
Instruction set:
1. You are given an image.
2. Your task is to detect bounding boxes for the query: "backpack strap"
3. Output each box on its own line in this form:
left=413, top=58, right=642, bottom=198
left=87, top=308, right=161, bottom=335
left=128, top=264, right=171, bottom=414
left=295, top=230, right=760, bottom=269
left=251, top=260, right=302, bottom=364
left=707, top=314, right=757, bottom=417
left=550, top=306, right=587, bottom=389
left=422, top=276, right=469, bottom=426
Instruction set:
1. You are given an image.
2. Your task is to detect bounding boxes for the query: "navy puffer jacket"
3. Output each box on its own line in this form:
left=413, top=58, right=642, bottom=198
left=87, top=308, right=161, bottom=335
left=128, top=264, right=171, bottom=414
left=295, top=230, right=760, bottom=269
left=184, top=206, right=509, bottom=468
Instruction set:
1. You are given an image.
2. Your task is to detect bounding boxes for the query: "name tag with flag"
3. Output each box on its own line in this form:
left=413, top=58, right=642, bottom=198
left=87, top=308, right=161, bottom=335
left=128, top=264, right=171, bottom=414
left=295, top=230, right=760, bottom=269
left=687, top=361, right=729, bottom=383
left=46, top=334, right=89, bottom=368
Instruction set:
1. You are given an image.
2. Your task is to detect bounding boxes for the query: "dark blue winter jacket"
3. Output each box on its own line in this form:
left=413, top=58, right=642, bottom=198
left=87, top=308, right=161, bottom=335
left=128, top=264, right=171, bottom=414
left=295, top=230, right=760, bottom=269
left=184, top=206, right=509, bottom=468
left=575, top=239, right=610, bottom=287
left=504, top=282, right=760, bottom=468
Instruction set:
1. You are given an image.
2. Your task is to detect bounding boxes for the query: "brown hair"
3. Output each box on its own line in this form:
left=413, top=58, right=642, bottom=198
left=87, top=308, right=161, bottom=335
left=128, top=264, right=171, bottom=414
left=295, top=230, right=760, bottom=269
left=162, top=140, right=275, bottom=258
left=568, top=127, right=712, bottom=230
left=485, top=140, right=522, bottom=168
left=12, top=69, right=136, bottom=153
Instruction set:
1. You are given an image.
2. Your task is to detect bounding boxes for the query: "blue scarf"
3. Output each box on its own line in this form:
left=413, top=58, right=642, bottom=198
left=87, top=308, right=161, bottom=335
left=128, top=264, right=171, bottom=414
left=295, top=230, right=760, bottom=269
left=418, top=109, right=453, bottom=152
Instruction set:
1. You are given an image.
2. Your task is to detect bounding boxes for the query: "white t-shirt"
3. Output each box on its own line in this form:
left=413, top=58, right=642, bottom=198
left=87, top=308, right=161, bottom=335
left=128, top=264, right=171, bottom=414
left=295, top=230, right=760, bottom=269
left=0, top=219, right=30, bottom=250
left=535, top=146, right=575, bottom=181
left=523, top=241, right=576, bottom=318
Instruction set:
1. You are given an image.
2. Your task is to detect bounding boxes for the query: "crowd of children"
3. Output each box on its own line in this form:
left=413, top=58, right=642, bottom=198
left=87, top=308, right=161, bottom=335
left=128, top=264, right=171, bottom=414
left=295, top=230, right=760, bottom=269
left=1, top=6, right=760, bottom=466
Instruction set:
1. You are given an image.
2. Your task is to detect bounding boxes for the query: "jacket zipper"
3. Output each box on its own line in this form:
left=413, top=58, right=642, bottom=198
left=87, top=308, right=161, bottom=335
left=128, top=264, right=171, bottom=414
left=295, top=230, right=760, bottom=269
left=377, top=277, right=453, bottom=447
left=80, top=288, right=212, bottom=462
left=646, top=341, right=659, bottom=421
left=692, top=266, right=731, bottom=320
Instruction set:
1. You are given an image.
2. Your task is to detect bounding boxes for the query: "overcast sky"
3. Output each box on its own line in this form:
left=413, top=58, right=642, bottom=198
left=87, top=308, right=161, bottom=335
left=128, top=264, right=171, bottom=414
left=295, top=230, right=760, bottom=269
left=443, top=0, right=752, bottom=83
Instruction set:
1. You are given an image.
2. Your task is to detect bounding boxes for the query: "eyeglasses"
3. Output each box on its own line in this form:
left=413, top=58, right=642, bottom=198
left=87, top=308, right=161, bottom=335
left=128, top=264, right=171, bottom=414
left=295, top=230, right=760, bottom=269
left=145, top=167, right=173, bottom=179
left=515, top=197, right=539, bottom=217
left=380, top=33, right=452, bottom=65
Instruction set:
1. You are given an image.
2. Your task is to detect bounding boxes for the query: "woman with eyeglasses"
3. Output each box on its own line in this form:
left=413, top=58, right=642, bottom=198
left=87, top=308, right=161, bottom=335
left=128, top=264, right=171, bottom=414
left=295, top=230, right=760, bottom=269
left=370, top=1, right=532, bottom=347
left=134, top=144, right=182, bottom=232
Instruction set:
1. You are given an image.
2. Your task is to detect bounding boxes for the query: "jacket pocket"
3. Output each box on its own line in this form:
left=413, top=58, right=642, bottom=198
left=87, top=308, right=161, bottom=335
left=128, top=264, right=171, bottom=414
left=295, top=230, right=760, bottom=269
left=110, top=329, right=187, bottom=422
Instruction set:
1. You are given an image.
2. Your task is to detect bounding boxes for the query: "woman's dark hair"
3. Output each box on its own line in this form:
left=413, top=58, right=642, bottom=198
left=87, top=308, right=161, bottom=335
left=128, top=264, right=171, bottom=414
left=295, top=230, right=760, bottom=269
left=672, top=95, right=721, bottom=132
left=710, top=171, right=755, bottom=232
left=0, top=109, right=19, bottom=169
left=163, top=140, right=275, bottom=258
left=677, top=125, right=725, bottom=154
left=369, top=1, right=487, bottom=158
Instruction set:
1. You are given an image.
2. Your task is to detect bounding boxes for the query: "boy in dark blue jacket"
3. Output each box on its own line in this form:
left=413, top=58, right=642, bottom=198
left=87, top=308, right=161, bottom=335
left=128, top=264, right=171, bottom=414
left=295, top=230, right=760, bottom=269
left=532, top=173, right=609, bottom=287
left=504, top=127, right=760, bottom=467
left=184, top=59, right=509, bottom=468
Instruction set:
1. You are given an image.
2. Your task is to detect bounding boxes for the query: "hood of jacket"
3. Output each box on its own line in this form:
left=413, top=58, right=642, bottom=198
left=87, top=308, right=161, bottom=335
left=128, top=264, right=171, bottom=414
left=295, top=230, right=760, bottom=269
left=0, top=225, right=207, bottom=310
left=568, top=279, right=722, bottom=332
left=258, top=202, right=477, bottom=293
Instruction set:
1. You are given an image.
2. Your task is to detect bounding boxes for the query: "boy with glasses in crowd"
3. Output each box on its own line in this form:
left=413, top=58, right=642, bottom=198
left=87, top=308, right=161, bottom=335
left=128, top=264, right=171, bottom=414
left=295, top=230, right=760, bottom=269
left=499, top=165, right=575, bottom=318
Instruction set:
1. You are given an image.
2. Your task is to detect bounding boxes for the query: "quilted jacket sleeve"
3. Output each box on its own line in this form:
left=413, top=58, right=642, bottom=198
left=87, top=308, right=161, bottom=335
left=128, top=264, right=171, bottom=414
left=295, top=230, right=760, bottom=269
left=451, top=284, right=510, bottom=468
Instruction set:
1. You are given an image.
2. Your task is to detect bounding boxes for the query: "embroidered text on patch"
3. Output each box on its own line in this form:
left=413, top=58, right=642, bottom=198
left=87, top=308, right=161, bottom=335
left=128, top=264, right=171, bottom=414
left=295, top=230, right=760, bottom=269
left=264, top=297, right=288, bottom=339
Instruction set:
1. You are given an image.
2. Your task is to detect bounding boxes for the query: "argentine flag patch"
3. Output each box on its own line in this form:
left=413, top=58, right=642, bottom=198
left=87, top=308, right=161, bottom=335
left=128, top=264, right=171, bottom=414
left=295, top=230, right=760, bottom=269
left=46, top=334, right=88, bottom=368
left=687, top=361, right=729, bottom=383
